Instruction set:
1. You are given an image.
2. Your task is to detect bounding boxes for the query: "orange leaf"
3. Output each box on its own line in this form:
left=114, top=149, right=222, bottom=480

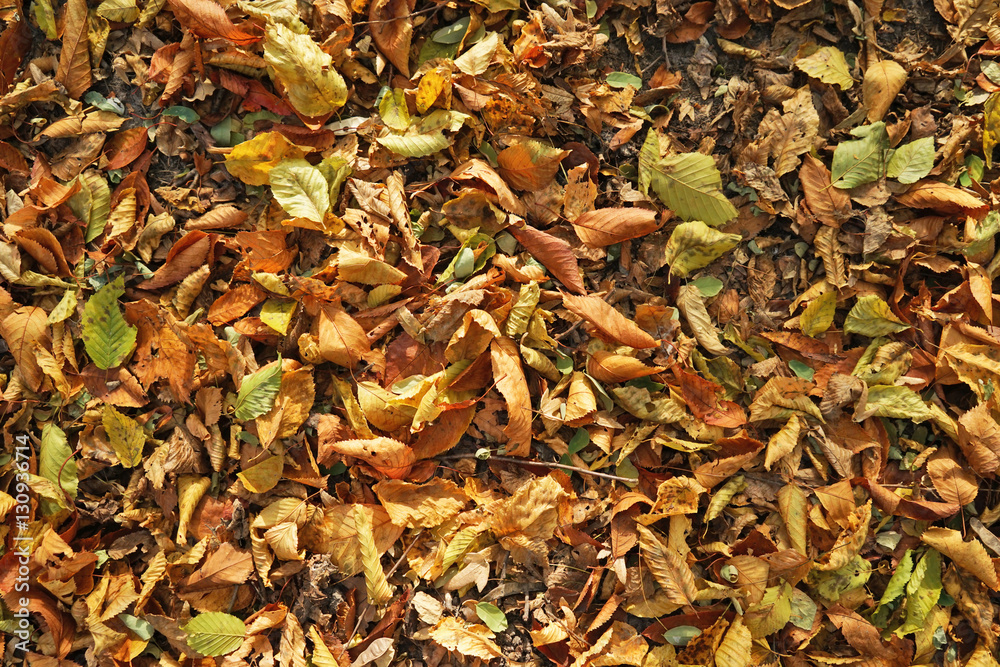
left=799, top=155, right=851, bottom=227
left=490, top=336, right=532, bottom=457
left=672, top=366, right=747, bottom=428
left=571, top=208, right=660, bottom=247
left=55, top=0, right=91, bottom=98
left=497, top=139, right=570, bottom=191
left=166, top=0, right=261, bottom=45
left=561, top=293, right=658, bottom=349
left=369, top=0, right=415, bottom=75
left=323, top=436, right=416, bottom=479
left=586, top=349, right=665, bottom=383
left=509, top=224, right=585, bottom=294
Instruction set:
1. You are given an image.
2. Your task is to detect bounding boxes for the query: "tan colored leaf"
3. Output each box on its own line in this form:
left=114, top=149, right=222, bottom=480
left=958, top=403, right=1000, bottom=475
left=863, top=60, right=907, bottom=122
left=318, top=305, right=371, bottom=369
left=490, top=336, right=532, bottom=457
left=777, top=484, right=808, bottom=556
left=355, top=504, right=393, bottom=605
left=562, top=292, right=658, bottom=349
left=649, top=476, right=706, bottom=516
left=814, top=226, right=847, bottom=288
left=815, top=501, right=870, bottom=571
left=676, top=285, right=729, bottom=356
left=322, top=437, right=415, bottom=479
left=428, top=618, right=503, bottom=660
left=714, top=616, right=752, bottom=667
left=921, top=527, right=1000, bottom=590
left=369, top=0, right=414, bottom=76
left=895, top=180, right=988, bottom=215
left=374, top=478, right=468, bottom=528
left=927, top=449, right=978, bottom=507
left=637, top=524, right=697, bottom=606
left=0, top=306, right=50, bottom=392
left=238, top=454, right=284, bottom=494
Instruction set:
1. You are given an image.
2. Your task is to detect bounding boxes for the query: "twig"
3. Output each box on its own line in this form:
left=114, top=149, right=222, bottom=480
left=442, top=453, right=636, bottom=483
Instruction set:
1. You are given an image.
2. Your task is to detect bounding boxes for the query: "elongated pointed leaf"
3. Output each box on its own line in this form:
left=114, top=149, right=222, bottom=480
left=233, top=359, right=283, bottom=421
left=82, top=276, right=138, bottom=369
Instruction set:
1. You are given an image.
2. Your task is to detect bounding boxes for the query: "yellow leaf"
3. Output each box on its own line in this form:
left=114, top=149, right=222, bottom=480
left=263, top=23, right=348, bottom=118
left=795, top=46, right=854, bottom=90
left=102, top=404, right=145, bottom=468
left=270, top=159, right=330, bottom=223
left=428, top=617, right=503, bottom=660
left=714, top=616, right=751, bottom=667
left=416, top=67, right=450, bottom=113
left=337, top=247, right=407, bottom=285
left=799, top=290, right=837, bottom=337
left=765, top=414, right=803, bottom=470
left=238, top=454, right=284, bottom=494
left=265, top=520, right=302, bottom=560
left=490, top=336, right=533, bottom=457
left=815, top=501, right=870, bottom=571
left=650, top=476, right=706, bottom=517
left=985, top=92, right=1000, bottom=169
left=225, top=132, right=308, bottom=186
left=374, top=478, right=467, bottom=529
left=777, top=484, right=808, bottom=556
left=354, top=504, right=394, bottom=605
left=177, top=475, right=211, bottom=544
left=862, top=60, right=906, bottom=122
left=664, top=221, right=741, bottom=278
left=676, top=285, right=730, bottom=356
left=637, top=524, right=697, bottom=606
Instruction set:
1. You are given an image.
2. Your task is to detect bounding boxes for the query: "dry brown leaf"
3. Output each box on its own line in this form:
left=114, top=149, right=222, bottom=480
left=369, top=0, right=415, bottom=75
left=586, top=349, right=665, bottom=383
left=318, top=305, right=371, bottom=369
left=862, top=60, right=907, bottom=122
left=322, top=437, right=415, bottom=479
left=428, top=618, right=503, bottom=660
left=895, top=180, right=988, bottom=215
left=509, top=224, right=586, bottom=294
left=927, top=448, right=979, bottom=506
left=921, top=527, right=1000, bottom=590
left=490, top=336, right=532, bottom=457
left=676, top=285, right=730, bottom=356
left=374, top=478, right=467, bottom=528
left=799, top=155, right=851, bottom=227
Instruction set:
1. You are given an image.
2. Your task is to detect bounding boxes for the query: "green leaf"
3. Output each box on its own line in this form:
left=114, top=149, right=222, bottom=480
left=433, top=17, right=470, bottom=44
left=378, top=131, right=450, bottom=157
left=831, top=122, right=888, bottom=189
left=664, top=221, right=741, bottom=278
left=119, top=613, right=154, bottom=640
left=96, top=0, right=140, bottom=22
left=788, top=588, right=818, bottom=630
left=872, top=549, right=913, bottom=627
left=475, top=602, right=508, bottom=632
left=864, top=385, right=935, bottom=422
left=844, top=294, right=909, bottom=337
left=690, top=275, right=724, bottom=297
left=897, top=549, right=941, bottom=636
left=161, top=105, right=200, bottom=124
left=82, top=276, right=138, bottom=370
left=182, top=612, right=247, bottom=657
left=638, top=129, right=660, bottom=196
left=649, top=153, right=739, bottom=226
left=795, top=46, right=854, bottom=90
left=70, top=170, right=111, bottom=243
left=886, top=136, right=935, bottom=184
left=102, top=405, right=145, bottom=468
left=607, top=71, right=642, bottom=89
left=379, top=88, right=411, bottom=132
left=40, top=423, right=77, bottom=500
left=788, top=360, right=814, bottom=381
left=269, top=159, right=330, bottom=223
left=233, top=359, right=283, bottom=421
left=662, top=626, right=701, bottom=646
left=568, top=427, right=590, bottom=454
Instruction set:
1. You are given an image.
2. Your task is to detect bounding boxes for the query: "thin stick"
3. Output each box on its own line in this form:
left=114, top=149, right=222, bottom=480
left=443, top=453, right=636, bottom=483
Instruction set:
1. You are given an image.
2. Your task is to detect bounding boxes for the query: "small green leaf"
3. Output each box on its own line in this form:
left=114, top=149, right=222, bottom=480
left=379, top=88, right=411, bottom=131
left=788, top=360, right=814, bottom=381
left=40, top=423, right=77, bottom=501
left=82, top=276, right=138, bottom=370
left=182, top=612, right=247, bottom=657
left=119, top=614, right=154, bottom=640
left=233, top=359, right=283, bottom=421
left=690, top=275, right=724, bottom=297
left=162, top=105, right=200, bottom=124
left=433, top=17, right=470, bottom=44
left=568, top=428, right=590, bottom=454
left=664, top=221, right=741, bottom=278
left=475, top=602, right=508, bottom=632
left=607, top=71, right=642, bottom=89
left=662, top=626, right=701, bottom=646
left=886, top=136, right=935, bottom=184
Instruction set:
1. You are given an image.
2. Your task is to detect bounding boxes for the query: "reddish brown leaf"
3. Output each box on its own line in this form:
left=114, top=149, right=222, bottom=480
left=166, top=0, right=261, bottom=45
left=55, top=0, right=91, bottom=98
left=508, top=224, right=585, bottom=294
left=561, top=292, right=658, bottom=349
left=369, top=0, right=415, bottom=76
left=572, top=208, right=661, bottom=247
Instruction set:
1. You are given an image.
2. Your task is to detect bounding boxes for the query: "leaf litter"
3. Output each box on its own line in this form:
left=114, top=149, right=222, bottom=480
left=2, top=0, right=1000, bottom=665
